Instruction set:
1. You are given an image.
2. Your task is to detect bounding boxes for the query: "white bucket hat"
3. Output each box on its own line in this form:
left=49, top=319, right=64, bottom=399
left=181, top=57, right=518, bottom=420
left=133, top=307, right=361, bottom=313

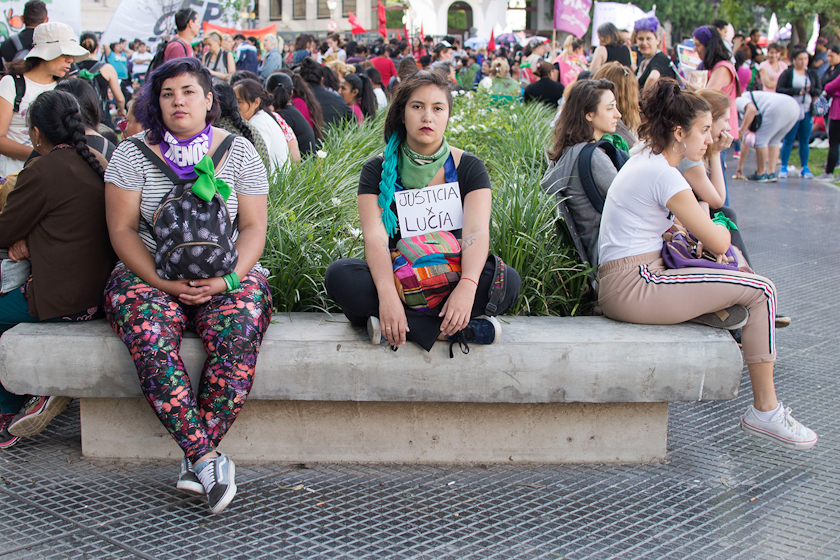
left=25, top=22, right=89, bottom=62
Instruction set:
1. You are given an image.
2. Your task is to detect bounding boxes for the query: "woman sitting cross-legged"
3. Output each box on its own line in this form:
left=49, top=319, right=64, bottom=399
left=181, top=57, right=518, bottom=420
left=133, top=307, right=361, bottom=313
left=597, top=79, right=817, bottom=451
left=325, top=71, right=520, bottom=353
left=103, top=58, right=272, bottom=514
left=0, top=90, right=114, bottom=449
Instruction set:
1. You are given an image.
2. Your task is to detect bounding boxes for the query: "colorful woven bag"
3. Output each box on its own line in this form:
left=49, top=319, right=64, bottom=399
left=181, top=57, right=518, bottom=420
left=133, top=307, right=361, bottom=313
left=392, top=231, right=462, bottom=312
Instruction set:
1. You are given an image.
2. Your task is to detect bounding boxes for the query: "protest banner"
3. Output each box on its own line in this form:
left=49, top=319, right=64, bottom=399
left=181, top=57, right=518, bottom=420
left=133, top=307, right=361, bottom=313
left=590, top=1, right=654, bottom=46
left=553, top=0, right=592, bottom=39
left=0, top=0, right=81, bottom=42
left=101, top=0, right=233, bottom=49
left=203, top=21, right=277, bottom=44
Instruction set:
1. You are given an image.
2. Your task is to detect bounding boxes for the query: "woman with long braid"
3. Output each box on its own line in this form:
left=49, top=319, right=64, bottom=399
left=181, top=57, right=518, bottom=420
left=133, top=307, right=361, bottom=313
left=325, top=71, right=520, bottom=353
left=212, top=80, right=269, bottom=165
left=0, top=89, right=115, bottom=449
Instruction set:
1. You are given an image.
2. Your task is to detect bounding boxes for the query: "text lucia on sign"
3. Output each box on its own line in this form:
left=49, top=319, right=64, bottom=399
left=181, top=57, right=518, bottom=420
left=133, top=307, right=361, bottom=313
left=395, top=181, right=464, bottom=236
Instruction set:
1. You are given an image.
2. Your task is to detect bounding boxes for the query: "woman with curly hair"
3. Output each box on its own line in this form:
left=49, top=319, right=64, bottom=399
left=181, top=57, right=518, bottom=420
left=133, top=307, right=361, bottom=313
left=597, top=79, right=816, bottom=452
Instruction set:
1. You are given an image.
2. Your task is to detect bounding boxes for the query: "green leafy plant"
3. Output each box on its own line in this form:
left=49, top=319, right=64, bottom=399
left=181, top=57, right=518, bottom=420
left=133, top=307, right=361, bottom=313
left=262, top=91, right=590, bottom=316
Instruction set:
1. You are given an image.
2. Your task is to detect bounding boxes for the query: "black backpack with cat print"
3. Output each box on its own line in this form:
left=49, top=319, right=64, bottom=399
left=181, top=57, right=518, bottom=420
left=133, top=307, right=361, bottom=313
left=128, top=135, right=239, bottom=280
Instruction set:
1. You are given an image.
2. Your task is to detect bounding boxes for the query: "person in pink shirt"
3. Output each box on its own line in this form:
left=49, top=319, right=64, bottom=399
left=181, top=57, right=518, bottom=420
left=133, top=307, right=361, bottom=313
left=759, top=43, right=788, bottom=92
left=163, top=9, right=198, bottom=62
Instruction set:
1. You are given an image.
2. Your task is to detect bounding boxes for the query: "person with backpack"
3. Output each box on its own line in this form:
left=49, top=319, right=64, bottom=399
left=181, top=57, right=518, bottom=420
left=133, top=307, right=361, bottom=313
left=202, top=31, right=235, bottom=82
left=102, top=57, right=271, bottom=515
left=0, top=89, right=115, bottom=449
left=0, top=22, right=89, bottom=177
left=597, top=79, right=817, bottom=452
left=325, top=71, right=521, bottom=355
left=0, top=0, right=48, bottom=69
left=541, top=79, right=625, bottom=268
left=77, top=33, right=126, bottom=130
left=164, top=9, right=199, bottom=63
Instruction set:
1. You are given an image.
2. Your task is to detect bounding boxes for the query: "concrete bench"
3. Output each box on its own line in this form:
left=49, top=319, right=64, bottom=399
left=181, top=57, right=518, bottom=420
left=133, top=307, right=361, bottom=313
left=0, top=314, right=743, bottom=464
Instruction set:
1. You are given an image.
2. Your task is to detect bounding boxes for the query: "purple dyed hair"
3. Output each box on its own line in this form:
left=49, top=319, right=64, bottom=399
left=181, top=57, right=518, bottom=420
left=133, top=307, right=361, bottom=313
left=134, top=57, right=221, bottom=145
left=634, top=16, right=660, bottom=35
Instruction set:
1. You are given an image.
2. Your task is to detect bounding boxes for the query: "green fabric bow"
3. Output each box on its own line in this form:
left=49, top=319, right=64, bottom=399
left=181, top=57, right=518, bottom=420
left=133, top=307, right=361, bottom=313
left=78, top=68, right=98, bottom=81
left=191, top=155, right=231, bottom=202
left=712, top=211, right=739, bottom=231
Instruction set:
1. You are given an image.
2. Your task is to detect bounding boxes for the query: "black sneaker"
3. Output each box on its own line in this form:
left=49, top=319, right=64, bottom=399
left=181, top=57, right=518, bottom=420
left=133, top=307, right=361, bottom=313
left=194, top=453, right=237, bottom=514
left=449, top=315, right=502, bottom=357
left=0, top=413, right=19, bottom=450
left=689, top=305, right=749, bottom=330
left=176, top=457, right=204, bottom=495
left=7, top=395, right=72, bottom=437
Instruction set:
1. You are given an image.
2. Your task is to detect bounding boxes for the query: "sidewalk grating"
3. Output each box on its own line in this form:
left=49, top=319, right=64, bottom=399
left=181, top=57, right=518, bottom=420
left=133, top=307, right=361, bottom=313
left=1, top=163, right=839, bottom=558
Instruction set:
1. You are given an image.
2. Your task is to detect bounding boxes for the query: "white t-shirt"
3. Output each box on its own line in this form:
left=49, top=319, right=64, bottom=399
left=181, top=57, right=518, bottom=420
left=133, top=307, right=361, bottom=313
left=103, top=130, right=269, bottom=254
left=130, top=51, right=154, bottom=77
left=374, top=87, right=387, bottom=110
left=0, top=75, right=56, bottom=176
left=248, top=109, right=289, bottom=174
left=598, top=149, right=691, bottom=265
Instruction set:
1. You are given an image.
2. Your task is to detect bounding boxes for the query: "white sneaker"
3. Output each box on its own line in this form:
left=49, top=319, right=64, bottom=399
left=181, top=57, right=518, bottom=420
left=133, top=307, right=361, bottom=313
left=740, top=403, right=818, bottom=450
left=810, top=138, right=822, bottom=148
left=815, top=172, right=836, bottom=182
left=820, top=139, right=831, bottom=148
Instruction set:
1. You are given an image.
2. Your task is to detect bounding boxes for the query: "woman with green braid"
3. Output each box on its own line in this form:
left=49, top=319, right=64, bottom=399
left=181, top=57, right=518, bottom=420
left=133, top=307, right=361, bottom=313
left=325, top=71, right=520, bottom=353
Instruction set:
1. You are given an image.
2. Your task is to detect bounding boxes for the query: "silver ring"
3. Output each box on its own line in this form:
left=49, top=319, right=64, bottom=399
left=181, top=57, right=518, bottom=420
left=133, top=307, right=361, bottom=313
left=385, top=327, right=392, bottom=330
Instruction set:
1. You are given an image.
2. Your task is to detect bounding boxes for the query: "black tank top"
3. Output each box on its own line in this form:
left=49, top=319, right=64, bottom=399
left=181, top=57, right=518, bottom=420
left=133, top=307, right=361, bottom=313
left=605, top=44, right=633, bottom=68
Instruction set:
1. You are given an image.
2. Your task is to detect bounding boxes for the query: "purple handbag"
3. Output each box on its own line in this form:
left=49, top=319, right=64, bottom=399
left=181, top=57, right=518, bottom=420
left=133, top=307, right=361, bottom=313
left=662, top=229, right=743, bottom=271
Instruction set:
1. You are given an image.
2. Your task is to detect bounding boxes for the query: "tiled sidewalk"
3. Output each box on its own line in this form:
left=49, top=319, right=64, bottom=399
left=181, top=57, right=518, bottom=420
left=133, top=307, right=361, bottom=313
left=1, top=166, right=838, bottom=559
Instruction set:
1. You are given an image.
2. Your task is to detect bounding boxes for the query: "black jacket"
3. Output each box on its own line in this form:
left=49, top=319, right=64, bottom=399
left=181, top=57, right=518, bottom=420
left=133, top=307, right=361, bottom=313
left=309, top=84, right=354, bottom=129
left=523, top=77, right=564, bottom=107
left=776, top=67, right=822, bottom=100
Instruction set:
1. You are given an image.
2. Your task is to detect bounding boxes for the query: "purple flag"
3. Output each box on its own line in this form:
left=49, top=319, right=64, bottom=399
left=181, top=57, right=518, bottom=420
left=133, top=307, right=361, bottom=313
left=554, top=0, right=592, bottom=38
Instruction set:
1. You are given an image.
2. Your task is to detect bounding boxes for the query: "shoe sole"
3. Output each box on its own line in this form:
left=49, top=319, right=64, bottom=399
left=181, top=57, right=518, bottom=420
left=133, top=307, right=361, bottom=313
left=775, top=317, right=792, bottom=328
left=0, top=435, right=20, bottom=449
left=209, top=461, right=237, bottom=514
left=366, top=316, right=385, bottom=345
left=740, top=418, right=817, bottom=450
left=176, top=479, right=205, bottom=496
left=689, top=309, right=749, bottom=331
left=8, top=396, right=72, bottom=437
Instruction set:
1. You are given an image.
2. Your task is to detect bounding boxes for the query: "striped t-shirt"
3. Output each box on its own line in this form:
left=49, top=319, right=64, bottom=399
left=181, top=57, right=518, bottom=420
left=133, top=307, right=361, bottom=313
left=104, top=130, right=269, bottom=254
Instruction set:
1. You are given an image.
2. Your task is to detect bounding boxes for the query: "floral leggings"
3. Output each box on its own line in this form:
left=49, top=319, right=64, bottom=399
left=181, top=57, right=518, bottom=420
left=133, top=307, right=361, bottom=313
left=104, top=263, right=272, bottom=463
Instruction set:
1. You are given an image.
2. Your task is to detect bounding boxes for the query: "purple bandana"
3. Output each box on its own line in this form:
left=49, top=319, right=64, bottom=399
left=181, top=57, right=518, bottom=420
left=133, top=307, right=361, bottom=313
left=160, top=124, right=212, bottom=179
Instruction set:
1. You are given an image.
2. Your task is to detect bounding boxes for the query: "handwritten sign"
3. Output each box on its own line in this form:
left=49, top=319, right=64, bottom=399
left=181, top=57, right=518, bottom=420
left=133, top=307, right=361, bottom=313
left=395, top=182, right=463, bottom=237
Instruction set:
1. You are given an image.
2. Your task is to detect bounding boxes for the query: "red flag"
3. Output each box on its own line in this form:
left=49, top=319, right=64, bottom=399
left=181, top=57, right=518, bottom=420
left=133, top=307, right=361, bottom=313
left=404, top=23, right=410, bottom=45
left=397, top=32, right=402, bottom=41
left=419, top=24, right=424, bottom=44
left=348, top=11, right=366, bottom=34
left=378, top=0, right=387, bottom=38
left=488, top=29, right=495, bottom=51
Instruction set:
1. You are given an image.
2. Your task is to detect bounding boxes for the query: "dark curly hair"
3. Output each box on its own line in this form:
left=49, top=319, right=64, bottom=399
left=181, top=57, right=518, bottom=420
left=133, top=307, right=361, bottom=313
left=134, top=57, right=221, bottom=145
left=213, top=80, right=258, bottom=148
left=28, top=90, right=105, bottom=178
left=638, top=79, right=710, bottom=155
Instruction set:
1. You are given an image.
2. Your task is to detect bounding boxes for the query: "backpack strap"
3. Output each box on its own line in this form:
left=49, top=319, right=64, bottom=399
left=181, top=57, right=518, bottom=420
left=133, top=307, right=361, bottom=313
left=484, top=255, right=507, bottom=316
left=12, top=75, right=25, bottom=113
left=127, top=134, right=236, bottom=184
left=577, top=140, right=622, bottom=214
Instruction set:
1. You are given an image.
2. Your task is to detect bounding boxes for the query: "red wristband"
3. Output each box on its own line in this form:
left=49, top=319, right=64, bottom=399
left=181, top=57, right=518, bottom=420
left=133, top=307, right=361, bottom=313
left=461, top=277, right=478, bottom=287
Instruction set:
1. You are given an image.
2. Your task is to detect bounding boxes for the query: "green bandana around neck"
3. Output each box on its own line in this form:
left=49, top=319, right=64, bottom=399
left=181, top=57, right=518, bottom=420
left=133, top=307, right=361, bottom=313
left=191, top=155, right=232, bottom=202
left=398, top=138, right=451, bottom=190
left=600, top=133, right=629, bottom=153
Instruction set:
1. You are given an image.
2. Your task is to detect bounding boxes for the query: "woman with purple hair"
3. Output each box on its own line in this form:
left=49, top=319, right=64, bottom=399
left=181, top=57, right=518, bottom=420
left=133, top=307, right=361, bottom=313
left=102, top=58, right=272, bottom=514
left=633, top=16, right=677, bottom=91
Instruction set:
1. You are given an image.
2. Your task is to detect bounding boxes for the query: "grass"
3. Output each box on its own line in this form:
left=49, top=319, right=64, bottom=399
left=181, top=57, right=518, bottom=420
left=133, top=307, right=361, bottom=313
left=262, top=90, right=590, bottom=316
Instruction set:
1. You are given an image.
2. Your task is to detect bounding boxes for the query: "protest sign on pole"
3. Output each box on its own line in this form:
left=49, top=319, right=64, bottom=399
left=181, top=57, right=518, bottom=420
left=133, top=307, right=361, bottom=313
left=590, top=1, right=654, bottom=46
left=0, top=0, right=81, bottom=43
left=553, top=0, right=592, bottom=39
left=203, top=21, right=277, bottom=45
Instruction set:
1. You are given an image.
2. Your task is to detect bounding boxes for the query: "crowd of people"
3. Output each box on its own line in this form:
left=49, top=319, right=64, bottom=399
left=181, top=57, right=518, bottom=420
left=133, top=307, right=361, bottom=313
left=0, top=0, right=820, bottom=517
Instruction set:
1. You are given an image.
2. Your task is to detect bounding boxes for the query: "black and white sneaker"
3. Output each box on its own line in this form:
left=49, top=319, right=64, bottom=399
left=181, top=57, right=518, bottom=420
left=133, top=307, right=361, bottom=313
left=194, top=453, right=237, bottom=514
left=176, top=457, right=204, bottom=495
